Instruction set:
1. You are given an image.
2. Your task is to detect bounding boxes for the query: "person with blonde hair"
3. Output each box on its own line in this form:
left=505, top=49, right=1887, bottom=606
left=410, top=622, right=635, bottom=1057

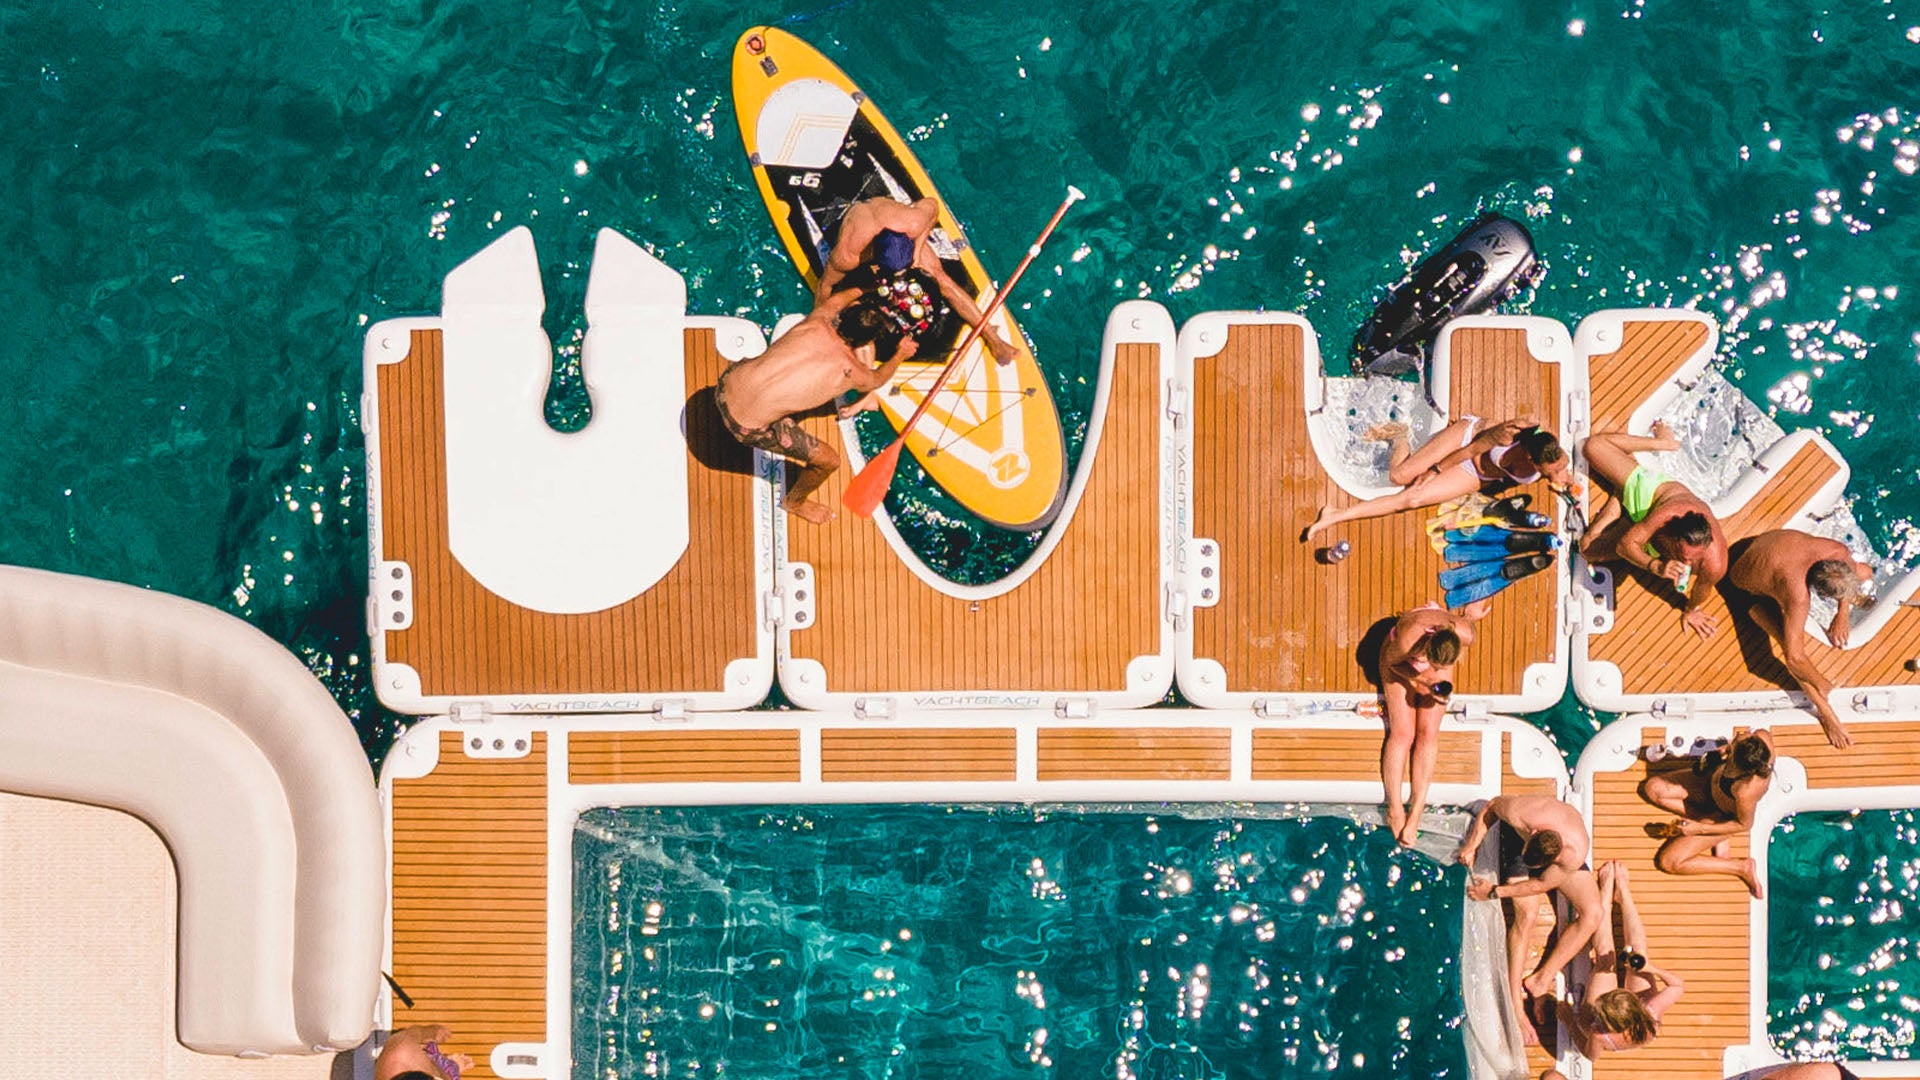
left=1576, top=861, right=1684, bottom=1059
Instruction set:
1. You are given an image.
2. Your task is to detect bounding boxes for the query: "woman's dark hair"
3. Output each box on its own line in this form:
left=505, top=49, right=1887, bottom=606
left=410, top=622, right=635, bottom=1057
left=1517, top=427, right=1564, bottom=465
left=1521, top=829, right=1563, bottom=874
left=1729, top=733, right=1773, bottom=778
left=1422, top=627, right=1462, bottom=666
left=390, top=1072, right=437, bottom=1080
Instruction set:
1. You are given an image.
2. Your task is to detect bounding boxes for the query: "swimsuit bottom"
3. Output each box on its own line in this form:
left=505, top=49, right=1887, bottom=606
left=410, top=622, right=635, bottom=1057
left=1621, top=463, right=1672, bottom=523
left=713, top=365, right=831, bottom=464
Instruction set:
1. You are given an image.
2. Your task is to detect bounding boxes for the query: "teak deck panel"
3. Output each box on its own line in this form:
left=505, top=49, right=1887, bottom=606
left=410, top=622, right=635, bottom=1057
left=377, top=327, right=757, bottom=696
left=1250, top=726, right=1483, bottom=785
left=1772, top=720, right=1920, bottom=789
left=1034, top=727, right=1232, bottom=780
left=783, top=342, right=1160, bottom=693
left=1585, top=321, right=1920, bottom=698
left=1586, top=317, right=1712, bottom=434
left=820, top=728, right=1018, bottom=782
left=568, top=729, right=802, bottom=784
left=1192, top=323, right=1561, bottom=695
left=1587, top=728, right=1749, bottom=1080
left=390, top=732, right=548, bottom=1080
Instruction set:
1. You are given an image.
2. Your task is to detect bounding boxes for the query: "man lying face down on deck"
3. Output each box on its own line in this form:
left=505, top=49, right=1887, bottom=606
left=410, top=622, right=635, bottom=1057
left=1455, top=794, right=1604, bottom=1043
left=712, top=286, right=919, bottom=524
left=818, top=196, right=1021, bottom=365
left=1724, top=529, right=1875, bottom=749
left=1578, top=423, right=1730, bottom=638
left=1301, top=416, right=1569, bottom=545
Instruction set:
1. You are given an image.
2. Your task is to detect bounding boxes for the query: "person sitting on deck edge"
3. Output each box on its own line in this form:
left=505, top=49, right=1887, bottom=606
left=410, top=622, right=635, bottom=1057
left=1376, top=597, right=1490, bottom=847
left=712, top=285, right=918, bottom=523
left=818, top=196, right=1020, bottom=365
left=1302, top=415, right=1569, bottom=544
left=1724, top=529, right=1874, bottom=749
left=376, top=1024, right=472, bottom=1080
left=1454, top=793, right=1605, bottom=1010
left=1578, top=422, right=1730, bottom=639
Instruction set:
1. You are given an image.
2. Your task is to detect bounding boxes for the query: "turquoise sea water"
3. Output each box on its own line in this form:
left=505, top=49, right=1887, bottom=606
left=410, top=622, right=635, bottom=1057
left=5, top=0, right=1920, bottom=1067
left=574, top=806, right=1467, bottom=1080
left=1769, top=810, right=1920, bottom=1059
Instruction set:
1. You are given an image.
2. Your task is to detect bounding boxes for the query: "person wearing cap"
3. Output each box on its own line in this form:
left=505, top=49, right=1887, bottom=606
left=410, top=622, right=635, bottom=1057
left=816, top=197, right=1021, bottom=366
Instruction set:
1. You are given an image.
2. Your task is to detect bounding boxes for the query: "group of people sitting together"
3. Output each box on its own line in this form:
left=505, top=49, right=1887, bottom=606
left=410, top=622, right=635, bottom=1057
left=1306, top=417, right=1878, bottom=1071
left=1310, top=413, right=1871, bottom=850
left=710, top=195, right=1018, bottom=523
left=1457, top=727, right=1773, bottom=1064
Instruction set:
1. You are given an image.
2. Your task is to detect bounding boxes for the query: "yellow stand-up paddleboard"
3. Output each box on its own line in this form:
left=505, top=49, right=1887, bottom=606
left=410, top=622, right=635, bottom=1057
left=730, top=26, right=1069, bottom=530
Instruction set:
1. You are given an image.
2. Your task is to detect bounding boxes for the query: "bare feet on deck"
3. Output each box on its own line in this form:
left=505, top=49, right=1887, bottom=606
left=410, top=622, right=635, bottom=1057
left=1395, top=816, right=1421, bottom=848
left=1737, top=855, right=1765, bottom=900
left=784, top=498, right=835, bottom=525
left=1301, top=506, right=1335, bottom=544
left=1521, top=969, right=1556, bottom=999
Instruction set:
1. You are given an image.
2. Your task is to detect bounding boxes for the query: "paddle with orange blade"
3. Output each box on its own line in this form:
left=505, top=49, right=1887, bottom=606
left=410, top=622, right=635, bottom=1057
left=841, top=185, right=1087, bottom=518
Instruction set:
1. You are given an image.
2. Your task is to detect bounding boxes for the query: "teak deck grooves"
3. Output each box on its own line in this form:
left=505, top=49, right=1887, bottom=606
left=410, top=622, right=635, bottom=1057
left=781, top=342, right=1161, bottom=694
left=1191, top=322, right=1560, bottom=696
left=1584, top=320, right=1920, bottom=698
left=390, top=732, right=548, bottom=1080
left=1587, top=729, right=1751, bottom=1080
left=377, top=327, right=757, bottom=697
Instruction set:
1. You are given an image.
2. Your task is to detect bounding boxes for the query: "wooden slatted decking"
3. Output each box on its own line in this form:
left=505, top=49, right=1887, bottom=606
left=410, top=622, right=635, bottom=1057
left=390, top=732, right=548, bottom=1080
left=783, top=342, right=1160, bottom=693
left=568, top=729, right=802, bottom=784
left=1584, top=320, right=1920, bottom=697
left=1035, top=727, right=1231, bottom=780
left=1587, top=728, right=1749, bottom=1080
left=1250, top=725, right=1484, bottom=785
left=376, top=327, right=757, bottom=697
left=1192, top=322, right=1561, bottom=696
left=822, top=728, right=1018, bottom=781
left=1772, top=719, right=1920, bottom=788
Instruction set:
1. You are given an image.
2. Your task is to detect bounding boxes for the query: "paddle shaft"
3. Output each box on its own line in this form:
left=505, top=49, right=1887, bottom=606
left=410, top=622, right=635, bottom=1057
left=880, top=188, right=1084, bottom=453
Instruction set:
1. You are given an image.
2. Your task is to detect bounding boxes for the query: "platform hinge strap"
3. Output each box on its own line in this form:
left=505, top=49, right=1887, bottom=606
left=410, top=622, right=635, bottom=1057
left=1165, top=585, right=1190, bottom=631
left=1054, top=698, right=1095, bottom=720
left=1165, top=379, right=1191, bottom=429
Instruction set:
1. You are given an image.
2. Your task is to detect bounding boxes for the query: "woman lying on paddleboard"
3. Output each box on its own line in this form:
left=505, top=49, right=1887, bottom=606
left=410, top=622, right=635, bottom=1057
left=1301, top=415, right=1570, bottom=544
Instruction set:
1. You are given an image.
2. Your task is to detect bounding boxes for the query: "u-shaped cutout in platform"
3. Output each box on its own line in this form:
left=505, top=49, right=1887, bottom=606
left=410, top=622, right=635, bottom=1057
left=441, top=226, right=690, bottom=615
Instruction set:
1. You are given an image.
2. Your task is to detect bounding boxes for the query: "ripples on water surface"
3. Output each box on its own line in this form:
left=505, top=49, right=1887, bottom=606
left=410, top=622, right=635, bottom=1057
left=1769, top=810, right=1920, bottom=1061
left=4, top=0, right=1920, bottom=1060
left=574, top=806, right=1466, bottom=1079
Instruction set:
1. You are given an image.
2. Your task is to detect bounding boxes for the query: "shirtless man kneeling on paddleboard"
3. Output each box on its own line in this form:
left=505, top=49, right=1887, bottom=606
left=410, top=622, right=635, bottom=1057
left=713, top=287, right=919, bottom=523
left=1455, top=794, right=1605, bottom=1036
left=1724, top=529, right=1874, bottom=749
left=819, top=197, right=1020, bottom=365
left=1579, top=423, right=1729, bottom=639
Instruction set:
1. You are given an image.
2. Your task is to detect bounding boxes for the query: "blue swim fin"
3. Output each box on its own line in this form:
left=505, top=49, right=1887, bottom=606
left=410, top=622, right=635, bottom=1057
left=1442, top=553, right=1556, bottom=608
left=1444, top=528, right=1562, bottom=563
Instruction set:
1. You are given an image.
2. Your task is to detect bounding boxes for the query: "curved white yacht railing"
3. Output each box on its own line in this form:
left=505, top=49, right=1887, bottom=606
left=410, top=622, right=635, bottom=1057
left=0, top=565, right=383, bottom=1056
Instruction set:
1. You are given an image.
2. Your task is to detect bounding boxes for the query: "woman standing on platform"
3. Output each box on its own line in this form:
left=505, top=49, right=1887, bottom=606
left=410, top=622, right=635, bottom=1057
left=1376, top=596, right=1490, bottom=846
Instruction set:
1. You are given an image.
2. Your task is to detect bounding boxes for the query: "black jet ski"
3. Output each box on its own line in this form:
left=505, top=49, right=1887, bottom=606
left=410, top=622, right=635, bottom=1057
left=1350, top=212, right=1544, bottom=377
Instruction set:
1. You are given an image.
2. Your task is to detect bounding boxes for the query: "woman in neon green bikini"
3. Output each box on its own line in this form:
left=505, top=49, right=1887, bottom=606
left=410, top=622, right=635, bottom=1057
left=1578, top=423, right=1730, bottom=639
